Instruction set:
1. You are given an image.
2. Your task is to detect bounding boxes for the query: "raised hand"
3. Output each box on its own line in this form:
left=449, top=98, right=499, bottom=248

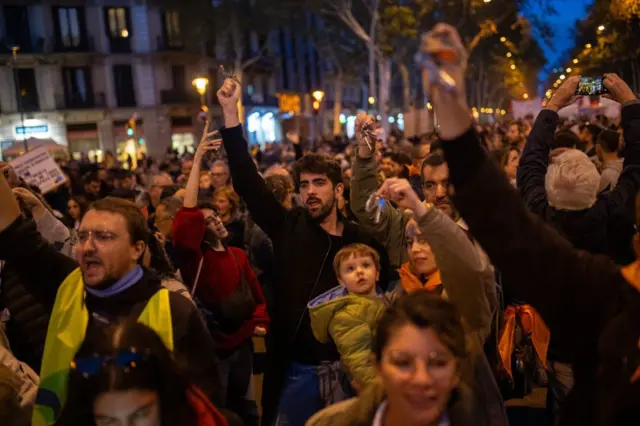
left=547, top=76, right=581, bottom=113
left=12, top=187, right=47, bottom=219
left=603, top=74, right=637, bottom=105
left=355, top=112, right=382, bottom=158
left=195, top=120, right=222, bottom=161
left=286, top=131, right=300, bottom=145
left=376, top=178, right=427, bottom=218
left=421, top=23, right=471, bottom=140
left=216, top=78, right=241, bottom=113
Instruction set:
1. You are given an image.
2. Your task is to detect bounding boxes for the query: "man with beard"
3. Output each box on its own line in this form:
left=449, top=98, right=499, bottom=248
left=0, top=173, right=221, bottom=426
left=216, top=78, right=389, bottom=426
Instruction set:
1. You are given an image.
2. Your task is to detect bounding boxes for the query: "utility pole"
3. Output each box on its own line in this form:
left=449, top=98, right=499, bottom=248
left=11, top=46, right=28, bottom=152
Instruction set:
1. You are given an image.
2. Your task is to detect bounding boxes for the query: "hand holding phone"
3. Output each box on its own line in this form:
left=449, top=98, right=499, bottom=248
left=602, top=74, right=637, bottom=104
left=575, top=77, right=608, bottom=96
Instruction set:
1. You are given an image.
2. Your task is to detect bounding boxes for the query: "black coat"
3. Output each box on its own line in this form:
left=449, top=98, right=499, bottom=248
left=220, top=125, right=390, bottom=425
left=517, top=105, right=640, bottom=265
left=444, top=127, right=640, bottom=426
left=0, top=217, right=222, bottom=405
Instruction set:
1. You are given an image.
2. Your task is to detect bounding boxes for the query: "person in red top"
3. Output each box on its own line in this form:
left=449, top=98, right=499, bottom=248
left=172, top=127, right=268, bottom=426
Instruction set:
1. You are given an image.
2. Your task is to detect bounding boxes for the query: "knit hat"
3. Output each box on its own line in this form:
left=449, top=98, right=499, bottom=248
left=545, top=149, right=600, bottom=211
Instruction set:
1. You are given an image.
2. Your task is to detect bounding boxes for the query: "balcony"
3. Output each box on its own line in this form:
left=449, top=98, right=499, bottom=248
left=55, top=92, right=107, bottom=110
left=108, top=36, right=131, bottom=54
left=0, top=36, right=46, bottom=54
left=160, top=89, right=199, bottom=105
left=156, top=35, right=184, bottom=52
left=52, top=36, right=95, bottom=53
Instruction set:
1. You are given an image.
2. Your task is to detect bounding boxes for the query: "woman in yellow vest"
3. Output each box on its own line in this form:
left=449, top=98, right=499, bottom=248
left=54, top=320, right=229, bottom=426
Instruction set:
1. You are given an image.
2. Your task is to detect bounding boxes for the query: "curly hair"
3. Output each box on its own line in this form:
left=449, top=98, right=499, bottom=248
left=293, top=153, right=342, bottom=187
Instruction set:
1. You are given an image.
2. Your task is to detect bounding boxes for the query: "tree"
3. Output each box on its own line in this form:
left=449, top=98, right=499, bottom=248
left=314, top=0, right=550, bottom=129
left=545, top=0, right=640, bottom=96
left=150, top=0, right=299, bottom=119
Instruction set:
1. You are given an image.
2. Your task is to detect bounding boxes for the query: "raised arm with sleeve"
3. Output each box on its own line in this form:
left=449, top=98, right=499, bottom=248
left=414, top=207, right=495, bottom=343
left=516, top=108, right=556, bottom=216
left=350, top=148, right=408, bottom=268
left=442, top=128, right=623, bottom=360
left=603, top=102, right=640, bottom=214
left=217, top=78, right=286, bottom=240
left=0, top=175, right=77, bottom=308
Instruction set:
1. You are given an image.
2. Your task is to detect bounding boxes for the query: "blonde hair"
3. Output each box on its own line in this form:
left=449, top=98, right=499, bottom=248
left=545, top=149, right=599, bottom=211
left=213, top=186, right=240, bottom=215
left=333, top=243, right=381, bottom=278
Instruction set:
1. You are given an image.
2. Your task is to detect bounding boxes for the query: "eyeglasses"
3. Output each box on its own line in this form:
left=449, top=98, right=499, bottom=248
left=77, top=230, right=118, bottom=244
left=71, top=348, right=148, bottom=379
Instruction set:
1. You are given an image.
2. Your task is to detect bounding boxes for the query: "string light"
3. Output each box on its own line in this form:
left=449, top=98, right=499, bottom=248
left=500, top=37, right=506, bottom=42
left=585, top=43, right=592, bottom=49
left=506, top=52, right=512, bottom=58
left=573, top=58, right=579, bottom=64
left=597, top=25, right=605, bottom=32
left=560, top=74, right=566, bottom=80
left=510, top=64, right=516, bottom=70
left=566, top=68, right=572, bottom=73
left=523, top=93, right=529, bottom=100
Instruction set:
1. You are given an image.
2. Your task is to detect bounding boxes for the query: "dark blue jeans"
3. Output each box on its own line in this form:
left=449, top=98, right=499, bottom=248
left=274, top=361, right=350, bottom=426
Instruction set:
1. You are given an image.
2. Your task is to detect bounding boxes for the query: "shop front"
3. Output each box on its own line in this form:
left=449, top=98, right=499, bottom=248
left=67, top=123, right=102, bottom=162
left=113, top=119, right=146, bottom=170
left=0, top=114, right=67, bottom=161
left=170, top=116, right=196, bottom=155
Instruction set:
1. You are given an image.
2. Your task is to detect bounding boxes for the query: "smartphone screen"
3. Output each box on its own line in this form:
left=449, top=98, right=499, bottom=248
left=575, top=77, right=608, bottom=96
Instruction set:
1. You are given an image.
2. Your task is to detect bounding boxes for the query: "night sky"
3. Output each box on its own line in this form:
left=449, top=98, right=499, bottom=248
left=523, top=0, right=594, bottom=83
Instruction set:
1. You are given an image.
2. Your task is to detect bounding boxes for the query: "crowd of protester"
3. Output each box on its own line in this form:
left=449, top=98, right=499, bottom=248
left=0, top=23, right=639, bottom=426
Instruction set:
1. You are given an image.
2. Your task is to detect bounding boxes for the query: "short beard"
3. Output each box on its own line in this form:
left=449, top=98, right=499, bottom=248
left=308, top=195, right=336, bottom=223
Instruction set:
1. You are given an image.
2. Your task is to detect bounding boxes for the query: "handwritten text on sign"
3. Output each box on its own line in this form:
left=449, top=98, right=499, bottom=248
left=10, top=147, right=66, bottom=194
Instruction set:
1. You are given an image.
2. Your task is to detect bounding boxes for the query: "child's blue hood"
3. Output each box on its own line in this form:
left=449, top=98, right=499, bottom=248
left=308, top=285, right=385, bottom=308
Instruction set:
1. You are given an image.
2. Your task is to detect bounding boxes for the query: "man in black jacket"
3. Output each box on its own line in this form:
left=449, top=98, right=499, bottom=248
left=216, top=78, right=389, bottom=426
left=426, top=23, right=640, bottom=426
left=0, top=181, right=222, bottom=421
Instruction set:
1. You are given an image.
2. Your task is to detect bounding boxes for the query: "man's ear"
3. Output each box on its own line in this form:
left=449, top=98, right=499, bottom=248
left=132, top=241, right=146, bottom=263
left=335, top=182, right=344, bottom=198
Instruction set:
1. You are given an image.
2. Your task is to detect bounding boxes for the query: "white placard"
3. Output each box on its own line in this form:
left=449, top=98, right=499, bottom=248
left=10, top=147, right=67, bottom=194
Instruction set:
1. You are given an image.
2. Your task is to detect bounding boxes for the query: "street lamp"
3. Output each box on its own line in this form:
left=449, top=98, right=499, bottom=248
left=312, top=90, right=325, bottom=103
left=368, top=96, right=375, bottom=105
left=11, top=46, right=27, bottom=152
left=192, top=77, right=209, bottom=105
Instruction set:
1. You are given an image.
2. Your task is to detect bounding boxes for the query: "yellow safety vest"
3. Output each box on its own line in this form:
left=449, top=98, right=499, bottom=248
left=32, top=268, right=174, bottom=426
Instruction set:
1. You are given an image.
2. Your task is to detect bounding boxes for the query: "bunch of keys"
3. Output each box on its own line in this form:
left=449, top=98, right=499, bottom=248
left=219, top=65, right=241, bottom=89
left=415, top=31, right=458, bottom=93
left=360, top=123, right=376, bottom=151
left=365, top=193, right=386, bottom=224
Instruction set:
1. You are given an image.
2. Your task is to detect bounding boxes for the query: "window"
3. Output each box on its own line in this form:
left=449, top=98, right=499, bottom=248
left=105, top=7, right=131, bottom=53
left=55, top=7, right=84, bottom=48
left=112, top=65, right=136, bottom=107
left=63, top=67, right=93, bottom=107
left=163, top=11, right=181, bottom=47
left=4, top=6, right=32, bottom=52
left=15, top=69, right=39, bottom=111
left=171, top=65, right=185, bottom=90
left=107, top=7, right=129, bottom=38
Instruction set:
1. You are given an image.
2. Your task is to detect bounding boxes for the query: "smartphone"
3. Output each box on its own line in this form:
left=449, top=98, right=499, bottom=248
left=575, top=77, right=608, bottom=96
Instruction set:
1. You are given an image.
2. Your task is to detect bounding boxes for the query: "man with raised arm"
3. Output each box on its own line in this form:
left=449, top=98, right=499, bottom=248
left=216, top=78, right=389, bottom=425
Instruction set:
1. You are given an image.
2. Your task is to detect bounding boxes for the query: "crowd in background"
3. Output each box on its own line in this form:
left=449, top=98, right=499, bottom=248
left=1, top=23, right=640, bottom=426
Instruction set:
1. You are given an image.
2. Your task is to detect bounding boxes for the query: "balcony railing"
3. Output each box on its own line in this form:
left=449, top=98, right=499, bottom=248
left=108, top=36, right=131, bottom=54
left=52, top=36, right=95, bottom=53
left=156, top=35, right=184, bottom=52
left=55, top=91, right=107, bottom=109
left=160, top=89, right=199, bottom=104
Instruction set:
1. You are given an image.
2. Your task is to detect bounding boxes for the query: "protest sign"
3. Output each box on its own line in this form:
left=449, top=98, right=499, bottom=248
left=10, top=146, right=67, bottom=193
